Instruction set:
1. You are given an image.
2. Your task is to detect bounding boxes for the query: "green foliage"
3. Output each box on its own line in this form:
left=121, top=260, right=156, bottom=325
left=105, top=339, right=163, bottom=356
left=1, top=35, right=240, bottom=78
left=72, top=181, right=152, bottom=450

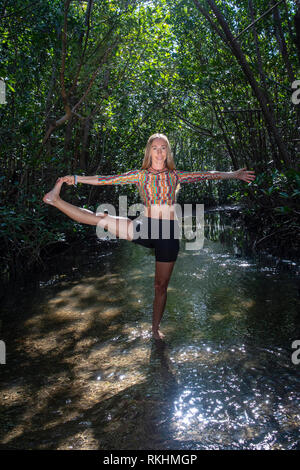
left=0, top=0, right=298, bottom=277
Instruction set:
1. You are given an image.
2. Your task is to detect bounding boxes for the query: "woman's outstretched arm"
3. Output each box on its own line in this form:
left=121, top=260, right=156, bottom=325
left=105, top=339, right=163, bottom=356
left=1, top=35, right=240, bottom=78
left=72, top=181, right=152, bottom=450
left=59, top=169, right=141, bottom=186
left=176, top=167, right=255, bottom=184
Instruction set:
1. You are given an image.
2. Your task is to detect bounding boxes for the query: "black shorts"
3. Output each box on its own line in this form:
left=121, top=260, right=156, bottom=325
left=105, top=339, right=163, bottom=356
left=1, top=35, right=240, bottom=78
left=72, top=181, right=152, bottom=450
left=131, top=215, right=180, bottom=263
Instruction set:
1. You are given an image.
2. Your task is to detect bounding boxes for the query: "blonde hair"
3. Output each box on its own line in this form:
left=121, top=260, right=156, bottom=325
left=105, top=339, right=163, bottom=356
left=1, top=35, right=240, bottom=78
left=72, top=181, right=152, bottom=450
left=141, top=133, right=176, bottom=170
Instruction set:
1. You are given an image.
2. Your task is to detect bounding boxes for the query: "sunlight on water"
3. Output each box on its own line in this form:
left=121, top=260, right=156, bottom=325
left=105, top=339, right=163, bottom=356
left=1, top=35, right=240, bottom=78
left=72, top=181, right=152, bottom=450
left=0, top=211, right=299, bottom=449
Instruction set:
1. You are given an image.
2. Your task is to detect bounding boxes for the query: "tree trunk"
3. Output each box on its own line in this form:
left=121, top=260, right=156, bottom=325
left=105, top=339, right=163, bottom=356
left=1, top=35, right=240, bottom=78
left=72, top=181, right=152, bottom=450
left=193, top=0, right=291, bottom=168
left=80, top=116, right=92, bottom=170
left=294, top=1, right=300, bottom=64
left=272, top=1, right=295, bottom=83
left=64, top=116, right=74, bottom=171
left=248, top=0, right=280, bottom=166
left=211, top=99, right=239, bottom=170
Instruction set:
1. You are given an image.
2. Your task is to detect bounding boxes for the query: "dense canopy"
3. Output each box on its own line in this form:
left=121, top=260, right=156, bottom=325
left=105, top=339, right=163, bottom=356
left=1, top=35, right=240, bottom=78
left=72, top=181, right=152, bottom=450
left=0, top=0, right=299, bottom=277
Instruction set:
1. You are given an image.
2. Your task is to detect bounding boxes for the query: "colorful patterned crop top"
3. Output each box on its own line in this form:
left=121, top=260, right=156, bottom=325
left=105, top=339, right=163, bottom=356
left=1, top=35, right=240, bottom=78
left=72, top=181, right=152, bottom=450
left=97, top=167, right=222, bottom=206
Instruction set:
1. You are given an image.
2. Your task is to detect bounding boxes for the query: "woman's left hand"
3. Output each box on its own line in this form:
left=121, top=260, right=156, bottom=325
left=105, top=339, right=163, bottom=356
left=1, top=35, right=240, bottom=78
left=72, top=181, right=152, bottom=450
left=56, top=175, right=75, bottom=185
left=235, top=167, right=256, bottom=183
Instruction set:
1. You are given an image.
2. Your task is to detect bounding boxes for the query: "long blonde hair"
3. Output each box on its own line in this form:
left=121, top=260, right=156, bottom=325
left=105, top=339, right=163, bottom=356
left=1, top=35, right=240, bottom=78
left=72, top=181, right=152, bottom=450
left=141, top=133, right=176, bottom=170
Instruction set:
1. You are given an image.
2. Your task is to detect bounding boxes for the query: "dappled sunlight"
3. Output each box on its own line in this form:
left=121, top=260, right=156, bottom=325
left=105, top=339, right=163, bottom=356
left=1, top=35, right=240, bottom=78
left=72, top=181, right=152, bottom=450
left=98, top=307, right=123, bottom=321
left=169, top=344, right=300, bottom=449
left=1, top=212, right=299, bottom=449
left=172, top=345, right=234, bottom=366
left=229, top=310, right=244, bottom=318
left=1, top=262, right=158, bottom=448
left=1, top=384, right=27, bottom=408
left=211, top=312, right=228, bottom=321
left=1, top=301, right=152, bottom=448
left=239, top=299, right=255, bottom=309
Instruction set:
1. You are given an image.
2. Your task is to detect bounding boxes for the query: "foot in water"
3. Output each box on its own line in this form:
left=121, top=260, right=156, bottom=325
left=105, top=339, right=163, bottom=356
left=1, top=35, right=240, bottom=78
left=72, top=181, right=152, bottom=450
left=43, top=178, right=64, bottom=205
left=152, top=329, right=165, bottom=340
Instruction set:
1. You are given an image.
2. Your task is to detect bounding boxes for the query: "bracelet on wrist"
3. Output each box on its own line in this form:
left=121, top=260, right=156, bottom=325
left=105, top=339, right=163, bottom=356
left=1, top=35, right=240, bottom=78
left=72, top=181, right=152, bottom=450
left=74, top=175, right=78, bottom=186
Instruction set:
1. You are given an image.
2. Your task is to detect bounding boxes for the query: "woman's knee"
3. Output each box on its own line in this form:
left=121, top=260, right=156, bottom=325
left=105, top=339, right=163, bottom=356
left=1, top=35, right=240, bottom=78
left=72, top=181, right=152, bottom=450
left=126, top=220, right=134, bottom=241
left=154, top=281, right=168, bottom=295
left=96, top=214, right=133, bottom=240
left=95, top=212, right=109, bottom=228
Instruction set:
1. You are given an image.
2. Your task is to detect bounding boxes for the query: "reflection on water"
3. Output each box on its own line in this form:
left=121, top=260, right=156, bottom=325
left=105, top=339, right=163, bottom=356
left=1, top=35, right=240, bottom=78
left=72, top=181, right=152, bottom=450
left=0, top=211, right=299, bottom=449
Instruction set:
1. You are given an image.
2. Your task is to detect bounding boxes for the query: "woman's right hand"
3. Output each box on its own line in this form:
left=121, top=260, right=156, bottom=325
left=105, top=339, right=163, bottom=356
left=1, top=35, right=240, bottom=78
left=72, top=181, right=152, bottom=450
left=56, top=175, right=75, bottom=185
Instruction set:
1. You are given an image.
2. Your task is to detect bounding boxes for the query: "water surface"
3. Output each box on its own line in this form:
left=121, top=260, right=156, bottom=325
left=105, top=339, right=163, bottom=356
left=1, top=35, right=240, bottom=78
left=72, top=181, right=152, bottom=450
left=1, top=210, right=299, bottom=449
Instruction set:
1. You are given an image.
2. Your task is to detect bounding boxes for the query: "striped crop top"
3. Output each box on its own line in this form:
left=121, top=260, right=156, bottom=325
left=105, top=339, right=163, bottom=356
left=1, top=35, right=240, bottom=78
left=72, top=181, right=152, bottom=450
left=97, top=167, right=222, bottom=206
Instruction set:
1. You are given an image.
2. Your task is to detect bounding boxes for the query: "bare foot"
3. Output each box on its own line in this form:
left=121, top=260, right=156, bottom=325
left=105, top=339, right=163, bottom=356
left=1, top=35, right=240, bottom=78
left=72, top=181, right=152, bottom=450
left=43, top=178, right=64, bottom=205
left=152, top=329, right=165, bottom=340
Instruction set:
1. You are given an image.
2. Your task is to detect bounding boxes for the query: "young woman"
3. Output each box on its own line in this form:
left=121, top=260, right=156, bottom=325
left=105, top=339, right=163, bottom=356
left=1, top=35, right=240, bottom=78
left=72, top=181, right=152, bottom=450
left=43, top=133, right=255, bottom=339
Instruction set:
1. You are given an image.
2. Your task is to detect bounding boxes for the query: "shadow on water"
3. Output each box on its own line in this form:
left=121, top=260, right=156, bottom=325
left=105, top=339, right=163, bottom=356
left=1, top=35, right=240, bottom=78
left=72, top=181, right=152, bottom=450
left=0, top=208, right=300, bottom=449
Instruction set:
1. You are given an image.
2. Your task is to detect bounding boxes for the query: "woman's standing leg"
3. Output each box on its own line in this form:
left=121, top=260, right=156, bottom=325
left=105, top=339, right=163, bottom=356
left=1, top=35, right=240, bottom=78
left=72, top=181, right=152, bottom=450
left=152, top=260, right=176, bottom=340
left=43, top=178, right=134, bottom=240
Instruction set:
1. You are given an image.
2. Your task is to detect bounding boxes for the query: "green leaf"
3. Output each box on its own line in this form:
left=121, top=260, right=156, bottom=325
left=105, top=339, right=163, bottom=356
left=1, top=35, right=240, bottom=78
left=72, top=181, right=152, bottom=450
left=7, top=82, right=16, bottom=92
left=274, top=206, right=291, bottom=214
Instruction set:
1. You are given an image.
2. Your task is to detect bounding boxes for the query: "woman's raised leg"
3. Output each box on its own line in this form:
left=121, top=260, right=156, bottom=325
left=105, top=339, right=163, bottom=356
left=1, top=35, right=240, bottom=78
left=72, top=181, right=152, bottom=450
left=43, top=178, right=134, bottom=240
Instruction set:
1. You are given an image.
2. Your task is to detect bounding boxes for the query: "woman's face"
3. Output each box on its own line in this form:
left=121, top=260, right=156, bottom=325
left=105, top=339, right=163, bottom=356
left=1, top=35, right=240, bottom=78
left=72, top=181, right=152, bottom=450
left=150, top=138, right=168, bottom=166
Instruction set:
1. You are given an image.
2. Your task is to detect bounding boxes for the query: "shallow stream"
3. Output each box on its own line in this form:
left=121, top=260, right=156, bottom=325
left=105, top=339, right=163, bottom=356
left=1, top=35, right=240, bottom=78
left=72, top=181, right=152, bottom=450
left=1, top=209, right=299, bottom=449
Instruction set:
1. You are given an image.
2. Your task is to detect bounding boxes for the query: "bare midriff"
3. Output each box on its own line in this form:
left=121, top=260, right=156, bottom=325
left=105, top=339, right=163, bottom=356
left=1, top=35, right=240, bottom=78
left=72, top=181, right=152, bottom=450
left=143, top=204, right=178, bottom=220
